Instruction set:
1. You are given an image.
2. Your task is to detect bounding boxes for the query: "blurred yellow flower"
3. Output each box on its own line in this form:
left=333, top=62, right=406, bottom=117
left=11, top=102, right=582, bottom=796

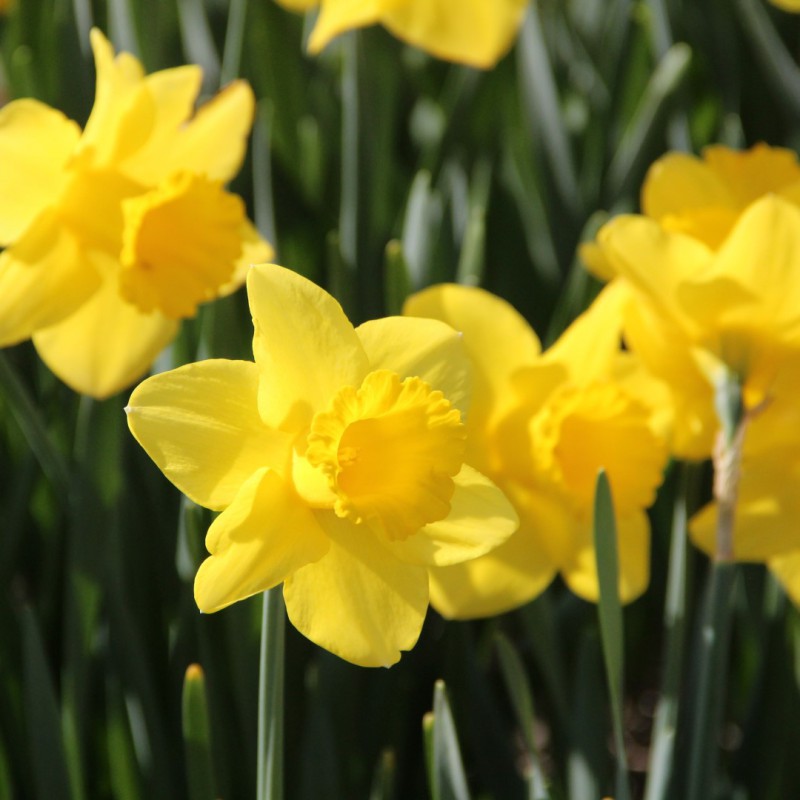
left=274, top=0, right=528, bottom=69
left=127, top=264, right=517, bottom=667
left=404, top=283, right=667, bottom=619
left=595, top=195, right=800, bottom=459
left=583, top=144, right=800, bottom=280
left=0, top=29, right=271, bottom=398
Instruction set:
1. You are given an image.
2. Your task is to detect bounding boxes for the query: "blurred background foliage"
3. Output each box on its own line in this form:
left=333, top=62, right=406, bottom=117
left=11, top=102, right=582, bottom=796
left=2, top=0, right=800, bottom=798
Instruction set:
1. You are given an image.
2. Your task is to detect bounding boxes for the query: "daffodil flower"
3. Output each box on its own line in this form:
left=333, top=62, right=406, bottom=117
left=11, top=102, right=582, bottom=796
left=403, top=283, right=667, bottom=618
left=582, top=144, right=800, bottom=281
left=596, top=195, right=800, bottom=459
left=0, top=29, right=271, bottom=398
left=126, top=264, right=517, bottom=667
left=274, top=0, right=528, bottom=69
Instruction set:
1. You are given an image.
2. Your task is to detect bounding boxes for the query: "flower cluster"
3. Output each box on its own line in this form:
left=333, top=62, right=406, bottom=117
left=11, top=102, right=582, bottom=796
left=587, top=144, right=800, bottom=599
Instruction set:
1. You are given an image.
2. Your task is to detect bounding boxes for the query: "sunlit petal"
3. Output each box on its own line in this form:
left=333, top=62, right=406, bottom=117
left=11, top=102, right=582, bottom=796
left=284, top=512, right=428, bottom=667
left=33, top=265, right=178, bottom=399
left=126, top=359, right=293, bottom=510
left=195, top=468, right=330, bottom=612
left=248, top=264, right=369, bottom=430
left=0, top=99, right=79, bottom=245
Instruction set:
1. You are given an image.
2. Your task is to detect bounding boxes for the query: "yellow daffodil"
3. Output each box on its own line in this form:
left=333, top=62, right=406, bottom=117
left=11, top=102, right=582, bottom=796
left=594, top=195, right=800, bottom=460
left=126, top=264, right=517, bottom=667
left=403, top=283, right=667, bottom=619
left=583, top=144, right=800, bottom=281
left=0, top=29, right=271, bottom=398
left=274, top=0, right=528, bottom=69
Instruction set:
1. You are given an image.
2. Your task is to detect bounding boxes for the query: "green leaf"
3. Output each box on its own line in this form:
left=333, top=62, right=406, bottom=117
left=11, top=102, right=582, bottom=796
left=593, top=470, right=630, bottom=800
left=429, top=680, right=471, bottom=800
left=495, top=633, right=550, bottom=800
left=21, top=606, right=72, bottom=800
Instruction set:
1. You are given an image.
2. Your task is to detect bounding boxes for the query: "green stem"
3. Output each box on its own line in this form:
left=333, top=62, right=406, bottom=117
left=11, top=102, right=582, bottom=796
left=256, top=588, right=285, bottom=800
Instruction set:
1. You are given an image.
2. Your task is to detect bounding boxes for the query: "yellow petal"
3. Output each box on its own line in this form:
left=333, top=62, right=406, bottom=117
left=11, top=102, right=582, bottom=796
left=681, top=196, right=800, bottom=345
left=642, top=152, right=734, bottom=248
left=247, top=264, right=369, bottom=430
left=0, top=211, right=100, bottom=346
left=163, top=80, right=256, bottom=183
left=598, top=215, right=713, bottom=331
left=32, top=265, right=178, bottom=399
left=126, top=359, right=294, bottom=510
left=428, top=481, right=560, bottom=619
left=283, top=511, right=428, bottom=667
left=770, top=0, right=800, bottom=10
left=195, top=468, right=330, bottom=612
left=388, top=464, right=518, bottom=567
left=561, top=511, right=650, bottom=604
left=544, top=282, right=628, bottom=385
left=0, top=99, right=80, bottom=245
left=119, top=172, right=247, bottom=318
left=703, top=143, right=800, bottom=207
left=404, top=283, right=541, bottom=446
left=383, top=0, right=528, bottom=68
left=622, top=299, right=717, bottom=460
left=80, top=29, right=146, bottom=167
left=308, top=0, right=387, bottom=53
left=112, top=64, right=203, bottom=181
left=356, top=316, right=471, bottom=415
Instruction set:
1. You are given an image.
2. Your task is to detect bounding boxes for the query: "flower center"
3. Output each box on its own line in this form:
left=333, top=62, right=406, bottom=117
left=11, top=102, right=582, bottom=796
left=531, top=382, right=665, bottom=515
left=119, top=171, right=244, bottom=318
left=305, top=369, right=466, bottom=540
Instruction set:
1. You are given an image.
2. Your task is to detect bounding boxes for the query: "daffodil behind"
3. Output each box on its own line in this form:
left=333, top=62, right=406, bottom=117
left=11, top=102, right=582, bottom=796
left=404, top=283, right=668, bottom=619
left=127, top=264, right=517, bottom=667
left=0, top=29, right=271, bottom=398
left=273, top=0, right=528, bottom=69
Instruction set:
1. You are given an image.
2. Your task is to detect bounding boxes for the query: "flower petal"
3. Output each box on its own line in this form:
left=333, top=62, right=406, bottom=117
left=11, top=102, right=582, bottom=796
left=80, top=29, right=146, bottom=167
left=0, top=99, right=80, bottom=245
left=680, top=196, right=800, bottom=342
left=544, top=281, right=628, bottom=385
left=283, top=511, right=428, bottom=667
left=383, top=0, right=528, bottom=68
left=598, top=215, right=713, bottom=331
left=32, top=264, right=178, bottom=399
left=388, top=465, right=518, bottom=567
left=561, top=511, right=650, bottom=605
left=126, top=359, right=294, bottom=510
left=248, top=264, right=369, bottom=430
left=428, top=481, right=559, bottom=619
left=356, top=316, right=471, bottom=415
left=166, top=80, right=256, bottom=183
left=0, top=212, right=100, bottom=346
left=308, top=0, right=386, bottom=53
left=112, top=64, right=203, bottom=181
left=404, top=283, right=541, bottom=441
left=195, top=468, right=330, bottom=612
